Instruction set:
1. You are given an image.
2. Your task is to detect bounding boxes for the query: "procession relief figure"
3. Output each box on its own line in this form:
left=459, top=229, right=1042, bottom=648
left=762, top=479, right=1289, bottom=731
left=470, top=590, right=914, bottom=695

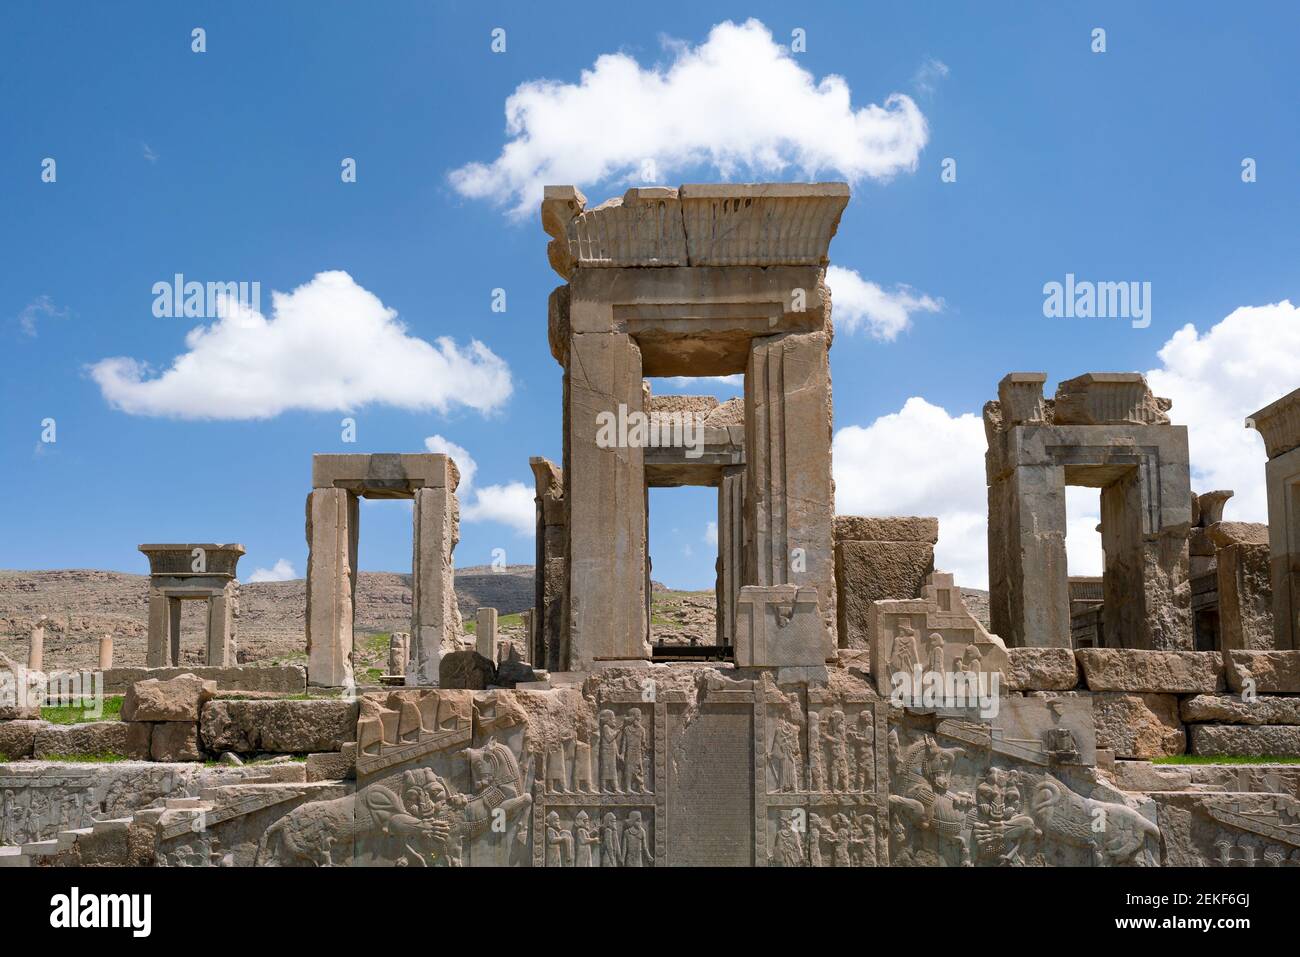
left=924, top=633, right=946, bottom=683
left=574, top=810, right=600, bottom=867
left=621, top=708, right=647, bottom=794
left=773, top=811, right=806, bottom=867
left=958, top=642, right=983, bottom=676
left=1042, top=699, right=1080, bottom=764
left=888, top=622, right=920, bottom=680
left=807, top=710, right=826, bottom=792
left=598, top=709, right=621, bottom=794
left=546, top=739, right=569, bottom=793
left=823, top=710, right=851, bottom=793
left=769, top=704, right=804, bottom=793
left=573, top=734, right=595, bottom=793
left=546, top=811, right=573, bottom=867
left=622, top=810, right=654, bottom=867
left=0, top=790, right=14, bottom=844
left=600, top=811, right=623, bottom=867
left=848, top=710, right=874, bottom=792
left=829, top=813, right=854, bottom=867
left=808, top=813, right=828, bottom=867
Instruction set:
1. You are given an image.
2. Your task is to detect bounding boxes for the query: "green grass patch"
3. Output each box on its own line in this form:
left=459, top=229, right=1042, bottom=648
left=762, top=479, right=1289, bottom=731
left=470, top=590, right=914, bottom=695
left=362, top=632, right=391, bottom=654
left=1153, top=754, right=1300, bottom=765
left=41, top=695, right=124, bottom=725
left=363, top=667, right=383, bottom=684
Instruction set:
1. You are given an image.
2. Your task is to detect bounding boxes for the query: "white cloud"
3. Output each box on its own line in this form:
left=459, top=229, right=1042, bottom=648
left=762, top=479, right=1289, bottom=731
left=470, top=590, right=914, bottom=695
left=17, top=295, right=69, bottom=337
left=705, top=520, right=718, bottom=546
left=1065, top=487, right=1103, bottom=578
left=826, top=265, right=942, bottom=340
left=833, top=397, right=988, bottom=588
left=247, top=558, right=297, bottom=582
left=912, top=58, right=950, bottom=99
left=424, top=434, right=477, bottom=493
left=1147, top=300, right=1300, bottom=523
left=90, top=271, right=512, bottom=419
left=463, top=482, right=535, bottom=535
left=450, top=18, right=929, bottom=217
left=424, top=434, right=534, bottom=536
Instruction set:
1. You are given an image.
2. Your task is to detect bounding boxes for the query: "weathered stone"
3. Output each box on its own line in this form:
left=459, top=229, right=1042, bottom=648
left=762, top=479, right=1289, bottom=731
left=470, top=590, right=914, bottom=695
left=1110, top=760, right=1193, bottom=792
left=1251, top=389, right=1300, bottom=650
left=305, top=748, right=356, bottom=782
left=0, top=657, right=45, bottom=719
left=124, top=721, right=152, bottom=760
left=102, top=665, right=306, bottom=696
left=1092, top=692, right=1185, bottom=759
left=1217, top=543, right=1274, bottom=650
left=833, top=516, right=939, bottom=544
left=305, top=486, right=358, bottom=688
left=32, top=721, right=129, bottom=758
left=122, top=673, right=216, bottom=723
left=0, top=719, right=41, bottom=759
left=139, top=544, right=243, bottom=667
left=438, top=649, right=496, bottom=690
left=734, top=585, right=825, bottom=668
left=475, top=607, right=498, bottom=662
left=1076, top=649, right=1223, bottom=692
left=199, top=699, right=358, bottom=754
left=1224, top=650, right=1300, bottom=692
left=1207, top=522, right=1270, bottom=548
left=1004, top=647, right=1080, bottom=690
left=1180, top=694, right=1300, bottom=725
left=1191, top=723, right=1300, bottom=757
left=150, top=722, right=202, bottom=762
left=834, top=537, right=934, bottom=650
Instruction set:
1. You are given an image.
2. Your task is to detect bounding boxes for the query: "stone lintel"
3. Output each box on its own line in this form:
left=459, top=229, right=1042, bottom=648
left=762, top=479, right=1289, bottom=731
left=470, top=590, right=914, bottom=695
left=1250, top=387, right=1300, bottom=459
left=311, top=453, right=458, bottom=497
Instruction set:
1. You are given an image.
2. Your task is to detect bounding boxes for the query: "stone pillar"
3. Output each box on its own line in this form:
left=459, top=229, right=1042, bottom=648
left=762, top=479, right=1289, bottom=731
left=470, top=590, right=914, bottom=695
left=27, top=621, right=44, bottom=671
left=98, top=635, right=113, bottom=670
left=412, top=477, right=460, bottom=685
left=387, top=632, right=409, bottom=676
left=529, top=457, right=566, bottom=671
left=1251, top=387, right=1300, bottom=649
left=987, top=462, right=1071, bottom=647
left=206, top=582, right=236, bottom=666
left=306, top=487, right=358, bottom=688
left=1217, top=541, right=1274, bottom=650
left=717, top=467, right=746, bottom=647
left=168, top=597, right=183, bottom=664
left=744, top=331, right=836, bottom=657
left=564, top=332, right=647, bottom=668
left=146, top=592, right=170, bottom=667
left=476, top=607, right=498, bottom=662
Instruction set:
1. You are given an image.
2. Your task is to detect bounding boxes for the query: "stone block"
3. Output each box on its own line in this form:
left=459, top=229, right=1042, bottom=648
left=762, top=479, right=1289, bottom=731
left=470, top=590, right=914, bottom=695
left=734, top=585, right=826, bottom=668
left=124, top=721, right=152, bottom=760
left=1092, top=692, right=1185, bottom=759
left=150, top=722, right=202, bottom=762
left=311, top=452, right=457, bottom=494
left=1191, top=724, right=1300, bottom=758
left=122, top=673, right=216, bottom=723
left=199, top=699, right=358, bottom=754
left=1180, top=694, right=1300, bottom=725
left=1076, top=649, right=1223, bottom=693
left=833, top=516, right=938, bottom=543
left=0, top=719, right=41, bottom=759
left=101, top=665, right=307, bottom=696
left=1005, top=647, right=1080, bottom=690
left=305, top=748, right=356, bottom=782
left=834, top=539, right=934, bottom=650
left=32, top=721, right=129, bottom=759
left=438, top=650, right=496, bottom=690
left=1110, top=760, right=1193, bottom=792
left=1224, top=650, right=1300, bottom=693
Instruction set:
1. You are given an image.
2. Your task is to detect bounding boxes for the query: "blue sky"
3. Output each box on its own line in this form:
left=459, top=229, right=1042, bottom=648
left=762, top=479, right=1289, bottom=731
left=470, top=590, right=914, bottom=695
left=2, top=1, right=1297, bottom=590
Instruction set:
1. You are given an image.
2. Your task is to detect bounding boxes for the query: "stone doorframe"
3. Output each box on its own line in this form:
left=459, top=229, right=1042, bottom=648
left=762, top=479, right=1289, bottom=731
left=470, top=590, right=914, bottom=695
left=139, top=543, right=244, bottom=667
left=541, top=183, right=847, bottom=670
left=1250, top=388, right=1300, bottom=649
left=306, top=454, right=461, bottom=688
left=985, top=373, right=1193, bottom=650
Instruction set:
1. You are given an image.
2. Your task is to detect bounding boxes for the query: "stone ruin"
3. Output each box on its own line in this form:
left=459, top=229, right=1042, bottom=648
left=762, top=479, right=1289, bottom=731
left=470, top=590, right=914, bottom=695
left=3, top=184, right=1300, bottom=869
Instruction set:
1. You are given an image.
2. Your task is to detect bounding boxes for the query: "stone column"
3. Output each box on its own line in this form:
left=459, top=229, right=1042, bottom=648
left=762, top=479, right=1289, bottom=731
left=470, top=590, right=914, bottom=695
left=27, top=621, right=44, bottom=671
left=306, top=487, right=358, bottom=688
left=744, top=331, right=837, bottom=657
left=168, top=597, right=183, bottom=664
left=146, top=592, right=170, bottom=667
left=564, top=331, right=647, bottom=668
left=987, top=462, right=1071, bottom=647
left=1251, top=388, right=1300, bottom=649
left=529, top=457, right=566, bottom=671
left=476, top=607, right=498, bottom=662
left=98, top=635, right=113, bottom=670
left=412, top=473, right=460, bottom=685
left=206, top=582, right=236, bottom=666
left=717, top=467, right=746, bottom=647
